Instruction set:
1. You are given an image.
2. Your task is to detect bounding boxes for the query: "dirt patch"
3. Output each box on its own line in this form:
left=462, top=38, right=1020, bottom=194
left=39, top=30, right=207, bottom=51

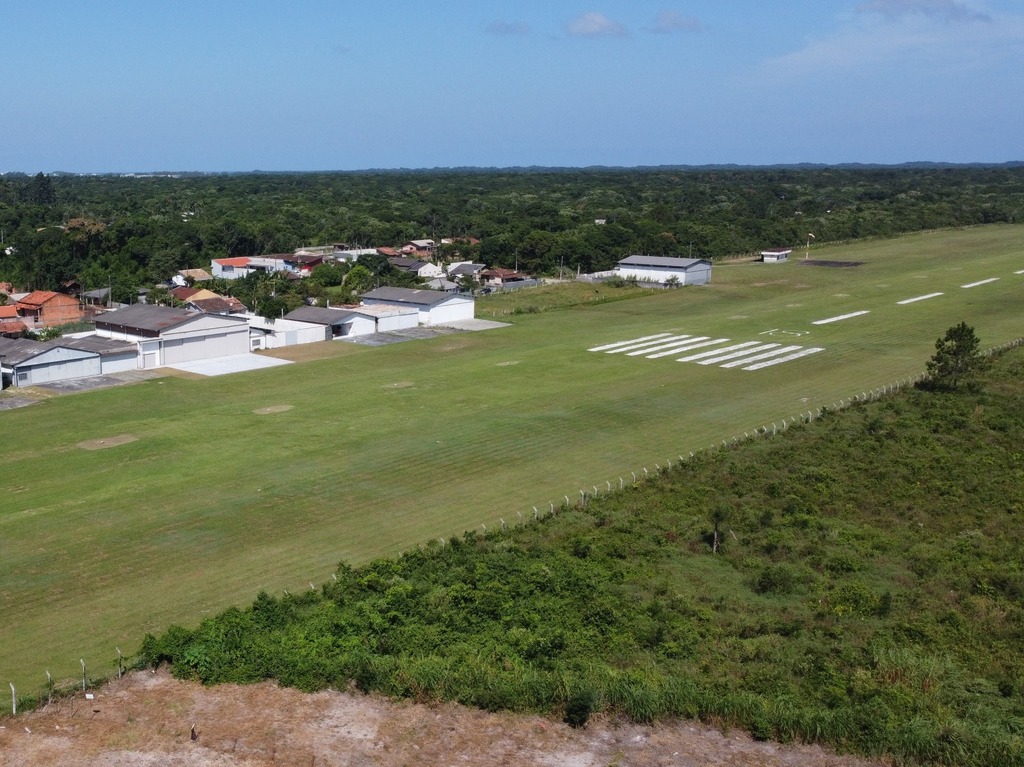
left=800, top=260, right=864, bottom=268
left=77, top=434, right=138, bottom=450
left=0, top=670, right=883, bottom=767
left=253, top=405, right=293, bottom=415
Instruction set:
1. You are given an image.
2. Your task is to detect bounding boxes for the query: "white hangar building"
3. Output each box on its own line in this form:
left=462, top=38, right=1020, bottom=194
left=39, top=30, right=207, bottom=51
left=360, top=287, right=475, bottom=326
left=614, top=255, right=712, bottom=286
left=93, top=305, right=250, bottom=369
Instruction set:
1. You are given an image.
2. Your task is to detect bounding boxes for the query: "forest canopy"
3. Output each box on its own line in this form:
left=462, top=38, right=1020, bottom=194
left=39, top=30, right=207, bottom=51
left=1, top=165, right=1023, bottom=302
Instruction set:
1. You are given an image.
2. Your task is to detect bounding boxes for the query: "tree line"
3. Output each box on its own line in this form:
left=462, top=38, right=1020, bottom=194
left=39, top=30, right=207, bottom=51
left=1, top=165, right=1023, bottom=302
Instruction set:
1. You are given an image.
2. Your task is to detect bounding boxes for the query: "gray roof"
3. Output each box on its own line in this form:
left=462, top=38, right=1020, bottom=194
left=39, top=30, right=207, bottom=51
left=361, top=287, right=468, bottom=307
left=54, top=336, right=136, bottom=356
left=0, top=337, right=49, bottom=365
left=284, top=306, right=361, bottom=326
left=94, top=304, right=198, bottom=332
left=448, top=263, right=485, bottom=276
left=617, top=255, right=710, bottom=269
left=388, top=257, right=429, bottom=271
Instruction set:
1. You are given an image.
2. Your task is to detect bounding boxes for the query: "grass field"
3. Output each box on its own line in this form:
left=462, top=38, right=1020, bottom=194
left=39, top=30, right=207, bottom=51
left=1, top=225, right=1022, bottom=692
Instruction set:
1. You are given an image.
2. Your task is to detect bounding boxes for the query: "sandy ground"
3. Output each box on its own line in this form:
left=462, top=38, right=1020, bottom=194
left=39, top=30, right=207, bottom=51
left=0, top=670, right=884, bottom=767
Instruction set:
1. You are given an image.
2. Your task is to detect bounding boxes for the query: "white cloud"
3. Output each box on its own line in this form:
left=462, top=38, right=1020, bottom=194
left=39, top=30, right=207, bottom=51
left=857, top=0, right=991, bottom=23
left=647, top=10, right=702, bottom=35
left=752, top=3, right=1023, bottom=83
left=566, top=12, right=628, bottom=39
left=486, top=20, right=531, bottom=37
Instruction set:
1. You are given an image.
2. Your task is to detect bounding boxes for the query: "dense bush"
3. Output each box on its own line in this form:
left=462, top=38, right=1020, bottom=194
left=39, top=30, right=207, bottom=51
left=142, top=347, right=1024, bottom=766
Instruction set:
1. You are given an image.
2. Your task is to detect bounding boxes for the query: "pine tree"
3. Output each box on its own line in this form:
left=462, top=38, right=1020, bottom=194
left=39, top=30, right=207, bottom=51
left=925, top=321, right=987, bottom=391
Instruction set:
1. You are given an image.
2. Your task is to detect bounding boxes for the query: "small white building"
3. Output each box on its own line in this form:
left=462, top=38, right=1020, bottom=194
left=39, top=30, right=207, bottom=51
left=247, top=315, right=331, bottom=350
left=760, top=249, right=792, bottom=263
left=614, top=255, right=712, bottom=286
left=360, top=287, right=475, bottom=326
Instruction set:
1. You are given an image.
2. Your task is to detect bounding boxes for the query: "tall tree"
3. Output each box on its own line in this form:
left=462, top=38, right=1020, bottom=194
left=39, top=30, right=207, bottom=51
left=925, top=321, right=987, bottom=391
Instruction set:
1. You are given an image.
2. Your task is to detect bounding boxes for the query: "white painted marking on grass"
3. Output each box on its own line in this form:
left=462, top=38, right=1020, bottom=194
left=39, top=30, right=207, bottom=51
left=812, top=310, right=870, bottom=325
left=719, top=345, right=803, bottom=368
left=897, top=292, right=943, bottom=305
left=602, top=335, right=692, bottom=352
left=743, top=347, right=825, bottom=370
left=625, top=335, right=693, bottom=356
left=588, top=333, right=670, bottom=352
left=606, top=335, right=691, bottom=354
left=961, top=278, right=999, bottom=288
left=646, top=338, right=727, bottom=359
left=1016, top=270, right=1024, bottom=275
left=697, top=344, right=781, bottom=366
left=677, top=341, right=762, bottom=362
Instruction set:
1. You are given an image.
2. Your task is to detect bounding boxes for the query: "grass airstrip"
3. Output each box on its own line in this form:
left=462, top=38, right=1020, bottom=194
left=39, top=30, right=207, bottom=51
left=1, top=225, right=1022, bottom=692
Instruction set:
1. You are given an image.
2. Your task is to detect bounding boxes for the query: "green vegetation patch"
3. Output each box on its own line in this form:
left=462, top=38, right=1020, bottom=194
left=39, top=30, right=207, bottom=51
left=143, top=347, right=1024, bottom=766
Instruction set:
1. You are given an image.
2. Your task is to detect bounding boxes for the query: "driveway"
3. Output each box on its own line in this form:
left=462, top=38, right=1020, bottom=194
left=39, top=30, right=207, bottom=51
left=166, top=354, right=293, bottom=376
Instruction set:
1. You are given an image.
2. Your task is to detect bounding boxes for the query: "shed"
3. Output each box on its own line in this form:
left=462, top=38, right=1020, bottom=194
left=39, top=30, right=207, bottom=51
left=760, top=249, right=792, bottom=263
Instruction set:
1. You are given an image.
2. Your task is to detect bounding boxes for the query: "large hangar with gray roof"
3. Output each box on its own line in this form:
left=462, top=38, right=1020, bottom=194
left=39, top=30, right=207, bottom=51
left=614, top=255, right=712, bottom=286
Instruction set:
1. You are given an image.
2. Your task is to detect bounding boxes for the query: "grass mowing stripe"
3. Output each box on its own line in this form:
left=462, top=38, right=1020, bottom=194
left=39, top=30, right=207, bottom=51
left=897, top=293, right=944, bottom=305
left=677, top=341, right=761, bottom=362
left=961, top=277, right=1000, bottom=288
left=742, top=347, right=826, bottom=370
left=719, top=345, right=804, bottom=368
left=646, top=338, right=724, bottom=359
left=588, top=333, right=671, bottom=352
left=696, top=344, right=781, bottom=366
left=812, top=310, right=870, bottom=325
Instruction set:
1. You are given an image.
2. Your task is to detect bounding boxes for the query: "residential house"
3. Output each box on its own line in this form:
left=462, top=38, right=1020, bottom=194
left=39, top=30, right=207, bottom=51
left=387, top=257, right=444, bottom=280
left=479, top=268, right=531, bottom=288
left=14, top=290, right=83, bottom=329
left=401, top=239, right=437, bottom=258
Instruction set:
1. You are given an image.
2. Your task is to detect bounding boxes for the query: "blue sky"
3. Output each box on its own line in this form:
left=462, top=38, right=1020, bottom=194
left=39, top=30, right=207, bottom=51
left=3, top=0, right=1022, bottom=172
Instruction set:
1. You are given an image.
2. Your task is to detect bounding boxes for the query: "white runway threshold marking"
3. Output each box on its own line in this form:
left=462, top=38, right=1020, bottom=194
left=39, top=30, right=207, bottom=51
left=961, top=278, right=999, bottom=288
left=697, top=343, right=782, bottom=365
left=812, top=310, right=870, bottom=325
left=588, top=333, right=670, bottom=352
left=897, top=292, right=944, bottom=305
left=719, top=345, right=803, bottom=368
left=743, top=347, right=825, bottom=370
left=645, top=337, right=724, bottom=358
left=625, top=335, right=694, bottom=356
left=590, top=333, right=824, bottom=372
left=678, top=341, right=762, bottom=362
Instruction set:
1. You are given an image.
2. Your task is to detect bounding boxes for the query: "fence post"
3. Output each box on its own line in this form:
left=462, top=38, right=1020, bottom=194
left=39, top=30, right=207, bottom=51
left=10, top=682, right=15, bottom=715
left=81, top=659, right=87, bottom=692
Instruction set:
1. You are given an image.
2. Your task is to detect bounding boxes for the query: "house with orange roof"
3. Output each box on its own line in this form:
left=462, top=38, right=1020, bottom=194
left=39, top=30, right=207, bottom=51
left=14, top=290, right=83, bottom=328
